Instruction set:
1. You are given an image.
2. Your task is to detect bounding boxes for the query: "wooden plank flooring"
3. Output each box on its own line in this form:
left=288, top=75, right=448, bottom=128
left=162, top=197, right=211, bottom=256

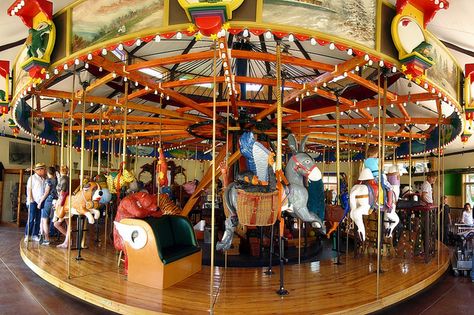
left=20, top=241, right=450, bottom=314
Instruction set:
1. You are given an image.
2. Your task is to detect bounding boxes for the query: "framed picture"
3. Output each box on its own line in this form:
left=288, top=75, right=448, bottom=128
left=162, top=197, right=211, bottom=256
left=9, top=142, right=33, bottom=165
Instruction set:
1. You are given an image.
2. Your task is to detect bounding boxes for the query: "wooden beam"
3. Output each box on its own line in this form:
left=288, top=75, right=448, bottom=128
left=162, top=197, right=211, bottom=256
left=90, top=55, right=214, bottom=118
left=346, top=72, right=397, bottom=101
left=55, top=123, right=189, bottom=132
left=127, top=49, right=334, bottom=74
left=38, top=89, right=204, bottom=122
left=283, top=55, right=367, bottom=105
left=295, top=127, right=427, bottom=139
left=307, top=133, right=399, bottom=147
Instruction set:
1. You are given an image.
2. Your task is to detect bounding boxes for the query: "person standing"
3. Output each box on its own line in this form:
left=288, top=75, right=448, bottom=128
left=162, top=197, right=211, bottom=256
left=54, top=166, right=70, bottom=248
left=25, top=163, right=46, bottom=242
left=37, top=167, right=58, bottom=245
left=441, top=196, right=451, bottom=244
left=420, top=172, right=437, bottom=205
left=461, top=203, right=473, bottom=225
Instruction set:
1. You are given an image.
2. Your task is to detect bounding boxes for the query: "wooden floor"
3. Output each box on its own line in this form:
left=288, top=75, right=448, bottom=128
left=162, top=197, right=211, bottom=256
left=20, top=240, right=450, bottom=315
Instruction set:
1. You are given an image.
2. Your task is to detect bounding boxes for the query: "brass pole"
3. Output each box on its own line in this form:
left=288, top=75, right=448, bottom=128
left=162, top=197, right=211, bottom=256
left=409, top=127, right=412, bottom=190
left=437, top=100, right=442, bottom=266
left=122, top=83, right=129, bottom=166
left=67, top=67, right=77, bottom=279
left=376, top=67, right=383, bottom=298
left=209, top=40, right=218, bottom=312
left=60, top=103, right=65, bottom=167
left=80, top=91, right=86, bottom=187
left=97, top=109, right=102, bottom=175
left=90, top=135, right=95, bottom=178
left=26, top=99, right=35, bottom=250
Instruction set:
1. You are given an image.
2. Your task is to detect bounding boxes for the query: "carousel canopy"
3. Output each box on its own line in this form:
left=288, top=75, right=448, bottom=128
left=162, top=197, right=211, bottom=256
left=1, top=0, right=473, bottom=156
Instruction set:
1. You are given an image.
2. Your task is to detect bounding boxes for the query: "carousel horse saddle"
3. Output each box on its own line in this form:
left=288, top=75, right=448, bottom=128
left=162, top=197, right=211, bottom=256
left=234, top=171, right=274, bottom=193
left=362, top=180, right=393, bottom=210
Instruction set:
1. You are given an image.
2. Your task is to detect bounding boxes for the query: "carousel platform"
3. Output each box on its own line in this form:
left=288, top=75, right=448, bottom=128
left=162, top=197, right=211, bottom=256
left=20, top=239, right=450, bottom=314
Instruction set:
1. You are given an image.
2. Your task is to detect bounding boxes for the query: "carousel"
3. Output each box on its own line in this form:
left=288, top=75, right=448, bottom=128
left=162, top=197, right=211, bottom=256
left=6, top=0, right=462, bottom=313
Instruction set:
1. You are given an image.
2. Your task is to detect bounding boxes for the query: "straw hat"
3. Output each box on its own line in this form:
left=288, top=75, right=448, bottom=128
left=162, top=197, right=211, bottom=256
left=34, top=162, right=46, bottom=170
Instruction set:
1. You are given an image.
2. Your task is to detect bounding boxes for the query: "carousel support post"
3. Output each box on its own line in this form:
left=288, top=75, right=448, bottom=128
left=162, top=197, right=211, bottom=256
left=346, top=149, right=353, bottom=257
left=25, top=101, right=35, bottom=250
left=275, top=41, right=288, bottom=296
left=375, top=68, right=383, bottom=297
left=335, top=96, right=342, bottom=266
left=264, top=223, right=275, bottom=275
left=76, top=75, right=89, bottom=261
left=67, top=67, right=77, bottom=278
left=437, top=99, right=442, bottom=266
left=209, top=38, right=218, bottom=312
left=60, top=102, right=65, bottom=167
left=298, top=219, right=301, bottom=264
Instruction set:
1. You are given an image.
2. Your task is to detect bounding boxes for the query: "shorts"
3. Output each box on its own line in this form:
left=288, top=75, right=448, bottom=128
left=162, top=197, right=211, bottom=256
left=41, top=196, right=55, bottom=219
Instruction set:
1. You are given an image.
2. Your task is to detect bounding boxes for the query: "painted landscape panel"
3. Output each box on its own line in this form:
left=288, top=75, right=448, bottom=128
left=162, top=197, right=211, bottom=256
left=72, top=0, right=164, bottom=52
left=425, top=33, right=459, bottom=100
left=262, top=0, right=376, bottom=48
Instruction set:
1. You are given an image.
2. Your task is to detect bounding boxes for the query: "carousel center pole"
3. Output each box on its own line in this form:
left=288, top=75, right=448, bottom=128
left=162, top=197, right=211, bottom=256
left=275, top=40, right=288, bottom=296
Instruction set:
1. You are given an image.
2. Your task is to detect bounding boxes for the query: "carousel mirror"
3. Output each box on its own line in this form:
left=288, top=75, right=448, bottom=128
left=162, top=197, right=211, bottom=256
left=397, top=16, right=425, bottom=54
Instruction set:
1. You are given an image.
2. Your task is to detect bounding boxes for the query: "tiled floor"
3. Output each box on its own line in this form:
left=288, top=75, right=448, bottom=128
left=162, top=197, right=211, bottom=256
left=376, top=270, right=474, bottom=315
left=1, top=224, right=472, bottom=315
left=0, top=225, right=114, bottom=315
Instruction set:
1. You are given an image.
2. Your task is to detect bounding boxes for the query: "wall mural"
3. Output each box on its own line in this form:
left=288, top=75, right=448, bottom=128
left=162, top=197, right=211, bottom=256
left=72, top=0, right=165, bottom=52
left=425, top=33, right=459, bottom=100
left=262, top=0, right=376, bottom=49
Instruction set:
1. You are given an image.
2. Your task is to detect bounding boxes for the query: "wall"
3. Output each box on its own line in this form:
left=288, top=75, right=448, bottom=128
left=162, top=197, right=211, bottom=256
left=0, top=136, right=53, bottom=170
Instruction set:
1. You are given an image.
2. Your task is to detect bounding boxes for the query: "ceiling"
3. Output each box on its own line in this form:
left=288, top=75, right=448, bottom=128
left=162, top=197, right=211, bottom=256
left=0, top=0, right=473, bottom=154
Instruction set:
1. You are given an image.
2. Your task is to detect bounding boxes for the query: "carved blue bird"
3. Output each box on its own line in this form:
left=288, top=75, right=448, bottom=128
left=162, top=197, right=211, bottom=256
left=239, top=131, right=271, bottom=182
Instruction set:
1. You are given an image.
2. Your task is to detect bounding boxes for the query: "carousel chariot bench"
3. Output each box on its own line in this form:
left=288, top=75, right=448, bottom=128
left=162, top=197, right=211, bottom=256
left=119, top=215, right=202, bottom=289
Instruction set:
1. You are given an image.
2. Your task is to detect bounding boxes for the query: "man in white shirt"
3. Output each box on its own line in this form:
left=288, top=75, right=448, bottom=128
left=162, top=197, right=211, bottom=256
left=421, top=173, right=437, bottom=205
left=25, top=163, right=46, bottom=242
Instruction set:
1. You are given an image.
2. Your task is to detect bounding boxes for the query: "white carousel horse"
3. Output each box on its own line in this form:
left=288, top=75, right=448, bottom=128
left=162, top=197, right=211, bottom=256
left=385, top=165, right=401, bottom=235
left=349, top=168, right=399, bottom=241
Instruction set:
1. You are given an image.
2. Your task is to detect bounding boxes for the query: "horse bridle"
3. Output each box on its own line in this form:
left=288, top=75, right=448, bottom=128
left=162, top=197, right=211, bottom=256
left=292, top=154, right=317, bottom=178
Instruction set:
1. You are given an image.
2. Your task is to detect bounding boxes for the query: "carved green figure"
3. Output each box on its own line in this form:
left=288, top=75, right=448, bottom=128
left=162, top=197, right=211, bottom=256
left=412, top=41, right=433, bottom=61
left=25, top=24, right=51, bottom=59
left=0, top=90, right=6, bottom=102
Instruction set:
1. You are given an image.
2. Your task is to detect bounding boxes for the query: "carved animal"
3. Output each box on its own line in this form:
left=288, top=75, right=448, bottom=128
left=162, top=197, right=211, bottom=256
left=156, top=147, right=168, bottom=187
left=113, top=192, right=161, bottom=253
left=54, top=181, right=103, bottom=224
left=217, top=133, right=325, bottom=251
left=349, top=168, right=399, bottom=242
left=26, top=23, right=52, bottom=58
left=106, top=169, right=136, bottom=194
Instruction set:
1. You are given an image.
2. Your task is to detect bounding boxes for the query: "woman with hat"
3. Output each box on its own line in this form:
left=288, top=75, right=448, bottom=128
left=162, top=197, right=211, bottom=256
left=25, top=162, right=46, bottom=242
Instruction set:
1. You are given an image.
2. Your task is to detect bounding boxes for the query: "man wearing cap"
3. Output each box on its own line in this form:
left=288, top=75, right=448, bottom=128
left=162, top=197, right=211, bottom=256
left=25, top=163, right=46, bottom=242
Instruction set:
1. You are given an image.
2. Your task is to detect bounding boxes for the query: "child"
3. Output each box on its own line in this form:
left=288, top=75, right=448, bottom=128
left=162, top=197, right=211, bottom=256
left=461, top=203, right=473, bottom=225
left=37, top=167, right=58, bottom=245
left=54, top=166, right=70, bottom=248
left=364, top=146, right=393, bottom=205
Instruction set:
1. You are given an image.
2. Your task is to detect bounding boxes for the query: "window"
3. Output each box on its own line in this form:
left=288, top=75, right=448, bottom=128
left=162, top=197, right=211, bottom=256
left=464, top=174, right=474, bottom=205
left=322, top=174, right=337, bottom=192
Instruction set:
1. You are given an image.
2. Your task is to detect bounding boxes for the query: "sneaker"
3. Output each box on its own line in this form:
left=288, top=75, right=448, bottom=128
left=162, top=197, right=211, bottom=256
left=24, top=236, right=30, bottom=243
left=41, top=240, right=50, bottom=246
left=32, top=235, right=41, bottom=242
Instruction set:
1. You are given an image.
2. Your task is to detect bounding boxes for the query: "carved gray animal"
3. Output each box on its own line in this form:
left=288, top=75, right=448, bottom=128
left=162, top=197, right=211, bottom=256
left=216, top=134, right=325, bottom=251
